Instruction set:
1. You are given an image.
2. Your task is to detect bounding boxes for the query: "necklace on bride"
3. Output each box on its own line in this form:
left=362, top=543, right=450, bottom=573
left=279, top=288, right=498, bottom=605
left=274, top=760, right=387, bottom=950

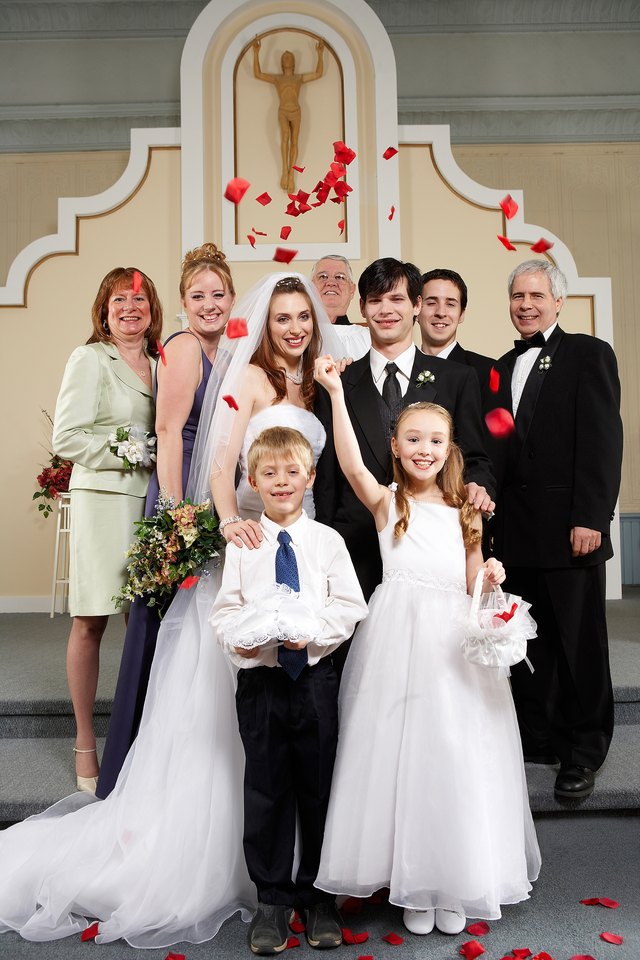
left=283, top=359, right=304, bottom=385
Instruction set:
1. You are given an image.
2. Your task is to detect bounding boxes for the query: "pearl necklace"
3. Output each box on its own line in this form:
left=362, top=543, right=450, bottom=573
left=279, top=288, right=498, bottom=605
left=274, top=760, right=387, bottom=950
left=283, top=360, right=304, bottom=385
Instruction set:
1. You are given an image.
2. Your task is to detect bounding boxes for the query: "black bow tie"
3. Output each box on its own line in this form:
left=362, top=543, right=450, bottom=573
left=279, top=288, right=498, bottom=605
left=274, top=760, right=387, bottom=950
left=514, top=331, right=546, bottom=354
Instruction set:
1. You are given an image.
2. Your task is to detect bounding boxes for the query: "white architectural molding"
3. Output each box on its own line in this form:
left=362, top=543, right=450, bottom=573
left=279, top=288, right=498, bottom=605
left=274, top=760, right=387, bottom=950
left=0, top=127, right=181, bottom=307
left=0, top=596, right=51, bottom=614
left=180, top=0, right=401, bottom=261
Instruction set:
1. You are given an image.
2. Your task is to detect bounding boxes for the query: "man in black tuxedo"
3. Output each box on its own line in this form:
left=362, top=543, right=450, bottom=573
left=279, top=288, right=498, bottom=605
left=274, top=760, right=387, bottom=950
left=315, top=257, right=495, bottom=602
left=493, top=260, right=623, bottom=800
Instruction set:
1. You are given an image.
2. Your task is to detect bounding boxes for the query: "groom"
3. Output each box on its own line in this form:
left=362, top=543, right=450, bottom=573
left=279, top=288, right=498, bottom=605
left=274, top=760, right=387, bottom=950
left=315, top=257, right=495, bottom=601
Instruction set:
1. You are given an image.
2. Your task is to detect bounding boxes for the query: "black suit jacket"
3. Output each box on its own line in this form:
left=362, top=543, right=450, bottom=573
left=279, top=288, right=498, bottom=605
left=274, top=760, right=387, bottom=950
left=315, top=346, right=494, bottom=598
left=492, top=327, right=622, bottom=569
left=448, top=343, right=495, bottom=411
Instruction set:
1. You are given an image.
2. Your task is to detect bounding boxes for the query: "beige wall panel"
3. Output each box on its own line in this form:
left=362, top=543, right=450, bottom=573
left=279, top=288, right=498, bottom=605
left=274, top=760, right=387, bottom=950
left=452, top=143, right=640, bottom=512
left=0, top=153, right=129, bottom=285
left=0, top=148, right=182, bottom=602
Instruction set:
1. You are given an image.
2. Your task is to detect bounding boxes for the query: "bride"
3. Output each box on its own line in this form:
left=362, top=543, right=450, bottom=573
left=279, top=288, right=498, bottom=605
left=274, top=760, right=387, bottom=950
left=0, top=273, right=345, bottom=948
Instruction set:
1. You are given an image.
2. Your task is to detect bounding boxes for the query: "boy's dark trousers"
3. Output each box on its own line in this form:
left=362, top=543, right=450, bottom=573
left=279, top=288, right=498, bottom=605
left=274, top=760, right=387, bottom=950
left=235, top=658, right=338, bottom=908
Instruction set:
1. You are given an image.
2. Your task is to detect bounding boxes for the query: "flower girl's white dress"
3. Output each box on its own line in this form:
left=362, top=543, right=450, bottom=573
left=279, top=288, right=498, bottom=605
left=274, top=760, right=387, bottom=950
left=316, top=498, right=541, bottom=919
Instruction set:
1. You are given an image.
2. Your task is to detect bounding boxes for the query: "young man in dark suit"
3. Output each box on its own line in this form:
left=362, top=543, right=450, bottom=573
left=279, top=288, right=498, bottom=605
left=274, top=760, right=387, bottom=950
left=493, top=259, right=623, bottom=800
left=315, top=257, right=495, bottom=602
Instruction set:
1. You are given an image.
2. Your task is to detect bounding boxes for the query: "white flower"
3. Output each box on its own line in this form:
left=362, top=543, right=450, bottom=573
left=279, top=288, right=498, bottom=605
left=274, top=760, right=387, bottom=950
left=538, top=355, right=552, bottom=372
left=416, top=370, right=436, bottom=386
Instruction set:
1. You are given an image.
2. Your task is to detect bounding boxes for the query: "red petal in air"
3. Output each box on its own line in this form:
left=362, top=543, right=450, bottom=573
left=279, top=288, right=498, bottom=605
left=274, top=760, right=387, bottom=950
left=252, top=227, right=267, bottom=236
left=489, top=366, right=500, bottom=393
left=256, top=192, right=272, bottom=206
left=382, top=932, right=404, bottom=945
left=273, top=247, right=298, bottom=264
left=330, top=162, right=347, bottom=179
left=333, top=141, right=356, bottom=165
left=383, top=146, right=398, bottom=160
left=247, top=234, right=256, bottom=248
left=494, top=602, right=518, bottom=623
left=156, top=340, right=167, bottom=366
left=338, top=219, right=345, bottom=235
left=81, top=922, right=99, bottom=941
left=341, top=897, right=363, bottom=914
left=227, top=318, right=248, bottom=339
left=292, top=165, right=305, bottom=172
left=460, top=941, right=486, bottom=960
left=132, top=270, right=143, bottom=293
left=298, top=202, right=312, bottom=213
left=280, top=226, right=292, bottom=240
left=600, top=933, right=624, bottom=945
left=580, top=898, right=620, bottom=908
left=500, top=194, right=519, bottom=219
left=179, top=575, right=200, bottom=590
left=333, top=181, right=352, bottom=198
left=224, top=177, right=250, bottom=204
left=388, top=205, right=395, bottom=221
left=485, top=407, right=515, bottom=438
left=222, top=394, right=239, bottom=410
left=467, top=922, right=490, bottom=936
left=498, top=235, right=517, bottom=251
left=285, top=202, right=301, bottom=218
left=530, top=237, right=554, bottom=253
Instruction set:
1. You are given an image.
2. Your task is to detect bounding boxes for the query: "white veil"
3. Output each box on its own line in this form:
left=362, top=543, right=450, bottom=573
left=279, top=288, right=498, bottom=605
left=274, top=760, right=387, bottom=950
left=0, top=272, right=347, bottom=949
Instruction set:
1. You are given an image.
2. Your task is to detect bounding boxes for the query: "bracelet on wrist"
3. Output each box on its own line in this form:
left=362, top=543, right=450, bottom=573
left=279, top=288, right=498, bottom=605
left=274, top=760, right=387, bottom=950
left=219, top=515, right=242, bottom=533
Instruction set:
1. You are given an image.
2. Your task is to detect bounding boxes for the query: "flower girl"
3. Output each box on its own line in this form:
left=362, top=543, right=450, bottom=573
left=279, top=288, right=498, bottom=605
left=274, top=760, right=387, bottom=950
left=313, top=357, right=540, bottom=935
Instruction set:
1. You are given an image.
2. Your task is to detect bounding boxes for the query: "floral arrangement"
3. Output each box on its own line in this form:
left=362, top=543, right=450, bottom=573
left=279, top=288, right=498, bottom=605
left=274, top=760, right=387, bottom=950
left=108, top=425, right=157, bottom=470
left=416, top=369, right=436, bottom=386
left=33, top=410, right=73, bottom=518
left=114, top=494, right=224, bottom=611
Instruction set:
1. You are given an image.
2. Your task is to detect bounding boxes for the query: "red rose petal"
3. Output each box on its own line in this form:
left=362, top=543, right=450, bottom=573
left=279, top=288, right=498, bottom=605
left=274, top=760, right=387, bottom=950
left=333, top=181, right=352, bottom=198
left=330, top=162, right=347, bottom=179
left=224, top=177, right=250, bottom=204
left=222, top=394, right=239, bottom=411
left=357, top=957, right=373, bottom=960
left=489, top=366, right=500, bottom=393
left=383, top=146, right=398, bottom=160
left=460, top=941, right=486, bottom=960
left=512, top=951, right=532, bottom=958
left=569, top=956, right=597, bottom=960
left=227, top=318, right=248, bottom=339
left=165, top=954, right=186, bottom=960
left=333, top=141, right=356, bottom=165
left=500, top=194, right=519, bottom=220
left=485, top=407, right=515, bottom=438
left=388, top=205, right=395, bottom=221
left=292, top=165, right=305, bottom=172
left=580, top=898, right=620, bottom=908
left=342, top=897, right=363, bottom=914
left=132, top=270, right=142, bottom=293
left=280, top=226, right=292, bottom=240
left=383, top=932, right=404, bottom=945
left=467, top=921, right=490, bottom=936
left=290, top=918, right=306, bottom=934
left=298, top=202, right=312, bottom=213
left=157, top=340, right=167, bottom=366
left=601, top=933, right=624, bottom=945
left=530, top=237, right=554, bottom=253
left=338, top=219, right=345, bottom=235
left=498, top=235, right=517, bottom=251
left=81, top=922, right=99, bottom=941
left=286, top=935, right=300, bottom=948
left=179, top=575, right=200, bottom=590
left=342, top=928, right=370, bottom=944
left=252, top=227, right=267, bottom=236
left=247, top=234, right=256, bottom=248
left=256, top=192, right=272, bottom=206
left=273, top=247, right=298, bottom=264
left=532, top=953, right=555, bottom=960
left=494, top=602, right=518, bottom=623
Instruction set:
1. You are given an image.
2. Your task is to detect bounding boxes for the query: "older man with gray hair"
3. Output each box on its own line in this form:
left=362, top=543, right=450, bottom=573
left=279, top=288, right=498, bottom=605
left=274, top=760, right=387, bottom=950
left=311, top=255, right=370, bottom=359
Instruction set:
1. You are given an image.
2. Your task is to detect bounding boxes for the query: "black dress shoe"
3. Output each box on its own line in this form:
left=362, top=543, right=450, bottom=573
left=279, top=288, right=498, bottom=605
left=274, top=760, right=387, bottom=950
left=554, top=765, right=595, bottom=799
left=305, top=901, right=343, bottom=949
left=249, top=904, right=290, bottom=955
left=524, top=753, right=560, bottom=765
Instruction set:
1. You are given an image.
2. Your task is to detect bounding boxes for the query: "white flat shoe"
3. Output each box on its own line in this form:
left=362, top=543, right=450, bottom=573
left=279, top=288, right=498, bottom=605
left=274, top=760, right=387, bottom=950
left=435, top=908, right=466, bottom=935
left=403, top=908, right=435, bottom=934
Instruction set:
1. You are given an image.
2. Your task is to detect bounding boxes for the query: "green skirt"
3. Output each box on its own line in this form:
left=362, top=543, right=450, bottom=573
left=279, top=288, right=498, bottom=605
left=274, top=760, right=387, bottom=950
left=69, top=489, right=145, bottom=617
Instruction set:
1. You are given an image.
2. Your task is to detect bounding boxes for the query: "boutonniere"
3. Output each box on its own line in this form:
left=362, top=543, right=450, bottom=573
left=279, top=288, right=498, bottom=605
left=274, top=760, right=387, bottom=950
left=416, top=369, right=435, bottom=386
left=538, top=355, right=552, bottom=372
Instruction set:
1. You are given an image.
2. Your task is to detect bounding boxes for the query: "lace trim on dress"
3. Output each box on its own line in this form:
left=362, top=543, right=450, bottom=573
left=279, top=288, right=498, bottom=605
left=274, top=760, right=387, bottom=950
left=382, top=568, right=466, bottom=594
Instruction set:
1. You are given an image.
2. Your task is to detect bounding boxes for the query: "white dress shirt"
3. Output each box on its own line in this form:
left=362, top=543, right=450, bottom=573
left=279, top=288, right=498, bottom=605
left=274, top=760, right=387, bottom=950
left=370, top=343, right=416, bottom=398
left=511, top=322, right=557, bottom=416
left=210, top=510, right=367, bottom=670
left=430, top=340, right=458, bottom=360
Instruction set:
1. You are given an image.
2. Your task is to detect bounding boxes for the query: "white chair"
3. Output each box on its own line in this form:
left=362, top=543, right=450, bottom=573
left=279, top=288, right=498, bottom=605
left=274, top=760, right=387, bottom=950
left=50, top=492, right=71, bottom=617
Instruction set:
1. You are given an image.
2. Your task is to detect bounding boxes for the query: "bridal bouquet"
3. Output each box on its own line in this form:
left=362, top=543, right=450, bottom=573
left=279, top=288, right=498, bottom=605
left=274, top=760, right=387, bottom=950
left=114, top=495, right=224, bottom=610
left=108, top=424, right=157, bottom=470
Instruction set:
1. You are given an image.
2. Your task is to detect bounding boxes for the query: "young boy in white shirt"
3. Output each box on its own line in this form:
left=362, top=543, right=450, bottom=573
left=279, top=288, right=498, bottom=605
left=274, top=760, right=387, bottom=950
left=210, top=426, right=367, bottom=956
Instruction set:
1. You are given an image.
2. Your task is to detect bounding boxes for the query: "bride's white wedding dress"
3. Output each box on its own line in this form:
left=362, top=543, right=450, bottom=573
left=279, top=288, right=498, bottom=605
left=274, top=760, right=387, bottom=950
left=0, top=404, right=326, bottom=948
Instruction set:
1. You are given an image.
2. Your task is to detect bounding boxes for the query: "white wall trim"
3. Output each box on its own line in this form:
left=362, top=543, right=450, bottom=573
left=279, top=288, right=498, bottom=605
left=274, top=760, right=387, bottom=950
left=180, top=0, right=400, bottom=260
left=0, top=597, right=52, bottom=614
left=0, top=126, right=181, bottom=307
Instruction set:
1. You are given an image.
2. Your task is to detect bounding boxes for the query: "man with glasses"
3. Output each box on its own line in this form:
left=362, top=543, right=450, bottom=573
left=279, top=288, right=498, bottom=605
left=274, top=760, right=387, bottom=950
left=311, top=255, right=371, bottom=360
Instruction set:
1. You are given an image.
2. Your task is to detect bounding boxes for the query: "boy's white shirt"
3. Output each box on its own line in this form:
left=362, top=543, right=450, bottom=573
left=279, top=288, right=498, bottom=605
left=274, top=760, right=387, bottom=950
left=210, top=510, right=368, bottom=669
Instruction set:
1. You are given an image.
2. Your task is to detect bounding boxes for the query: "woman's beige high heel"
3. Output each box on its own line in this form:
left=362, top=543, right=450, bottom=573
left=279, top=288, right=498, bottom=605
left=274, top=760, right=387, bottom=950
left=73, top=746, right=99, bottom=794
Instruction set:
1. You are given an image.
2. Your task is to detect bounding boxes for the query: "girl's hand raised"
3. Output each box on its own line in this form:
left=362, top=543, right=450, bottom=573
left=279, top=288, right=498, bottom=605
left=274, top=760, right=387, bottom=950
left=482, top=557, right=505, bottom=586
left=313, top=355, right=344, bottom=393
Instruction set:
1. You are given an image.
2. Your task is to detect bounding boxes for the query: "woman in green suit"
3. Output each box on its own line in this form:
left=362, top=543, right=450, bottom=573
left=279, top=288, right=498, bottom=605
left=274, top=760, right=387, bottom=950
left=52, top=267, right=163, bottom=792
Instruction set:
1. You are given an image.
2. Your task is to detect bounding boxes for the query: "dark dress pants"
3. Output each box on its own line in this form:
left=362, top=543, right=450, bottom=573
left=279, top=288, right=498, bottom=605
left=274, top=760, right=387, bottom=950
left=506, top=564, right=614, bottom=770
left=235, top=659, right=338, bottom=907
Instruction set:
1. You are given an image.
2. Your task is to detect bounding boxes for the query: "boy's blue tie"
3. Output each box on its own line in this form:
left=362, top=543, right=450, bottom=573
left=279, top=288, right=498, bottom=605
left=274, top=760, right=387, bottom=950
left=276, top=530, right=308, bottom=680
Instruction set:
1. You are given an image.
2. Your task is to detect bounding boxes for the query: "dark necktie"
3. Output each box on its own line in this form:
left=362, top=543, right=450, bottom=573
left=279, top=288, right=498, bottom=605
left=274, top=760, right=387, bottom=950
left=514, top=331, right=546, bottom=354
left=275, top=530, right=307, bottom=680
left=382, top=361, right=402, bottom=414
